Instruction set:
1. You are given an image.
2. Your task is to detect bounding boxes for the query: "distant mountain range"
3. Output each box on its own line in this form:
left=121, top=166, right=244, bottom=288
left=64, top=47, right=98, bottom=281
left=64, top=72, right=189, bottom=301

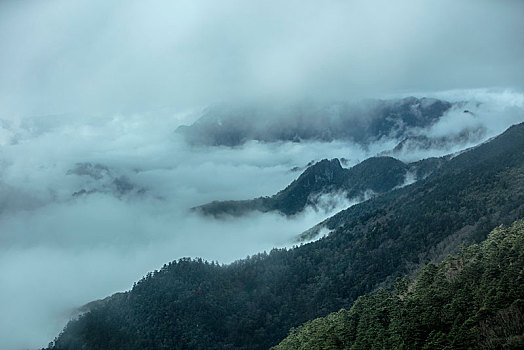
left=46, top=123, right=524, bottom=350
left=176, top=97, right=453, bottom=146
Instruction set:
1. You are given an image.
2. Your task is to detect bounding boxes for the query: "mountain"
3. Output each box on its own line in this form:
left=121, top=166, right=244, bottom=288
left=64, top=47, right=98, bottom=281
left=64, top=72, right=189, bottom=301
left=302, top=123, right=524, bottom=240
left=194, top=156, right=444, bottom=217
left=176, top=97, right=452, bottom=147
left=46, top=123, right=524, bottom=350
left=274, top=218, right=524, bottom=350
left=194, top=158, right=347, bottom=217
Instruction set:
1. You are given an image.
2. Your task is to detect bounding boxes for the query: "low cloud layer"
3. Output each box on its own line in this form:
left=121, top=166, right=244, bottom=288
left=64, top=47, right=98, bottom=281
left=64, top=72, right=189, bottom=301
left=0, top=89, right=522, bottom=349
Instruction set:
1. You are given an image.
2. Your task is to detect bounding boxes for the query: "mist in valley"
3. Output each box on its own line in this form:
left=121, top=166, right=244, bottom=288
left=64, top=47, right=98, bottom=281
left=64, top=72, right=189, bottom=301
left=0, top=0, right=523, bottom=348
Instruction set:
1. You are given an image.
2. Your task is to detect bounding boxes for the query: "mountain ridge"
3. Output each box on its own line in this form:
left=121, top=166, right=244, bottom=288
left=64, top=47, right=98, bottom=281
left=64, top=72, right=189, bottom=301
left=193, top=156, right=443, bottom=218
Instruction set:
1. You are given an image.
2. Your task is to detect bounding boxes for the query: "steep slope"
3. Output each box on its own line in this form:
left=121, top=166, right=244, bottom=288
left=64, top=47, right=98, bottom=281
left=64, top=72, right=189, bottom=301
left=194, top=158, right=347, bottom=217
left=307, top=122, right=524, bottom=238
left=274, top=218, right=524, bottom=350
left=194, top=156, right=437, bottom=217
left=176, top=97, right=452, bottom=147
left=47, top=123, right=524, bottom=350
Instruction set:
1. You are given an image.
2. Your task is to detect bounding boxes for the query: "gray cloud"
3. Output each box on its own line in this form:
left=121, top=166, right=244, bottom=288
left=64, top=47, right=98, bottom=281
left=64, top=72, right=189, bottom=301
left=0, top=0, right=523, bottom=117
left=0, top=0, right=523, bottom=348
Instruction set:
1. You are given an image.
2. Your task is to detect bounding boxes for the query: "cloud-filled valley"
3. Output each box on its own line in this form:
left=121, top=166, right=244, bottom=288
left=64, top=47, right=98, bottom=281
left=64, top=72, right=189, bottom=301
left=0, top=89, right=523, bottom=348
left=0, top=0, right=523, bottom=348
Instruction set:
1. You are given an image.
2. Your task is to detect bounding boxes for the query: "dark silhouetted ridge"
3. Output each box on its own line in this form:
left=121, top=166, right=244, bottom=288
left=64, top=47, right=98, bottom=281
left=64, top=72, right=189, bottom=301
left=193, top=156, right=417, bottom=217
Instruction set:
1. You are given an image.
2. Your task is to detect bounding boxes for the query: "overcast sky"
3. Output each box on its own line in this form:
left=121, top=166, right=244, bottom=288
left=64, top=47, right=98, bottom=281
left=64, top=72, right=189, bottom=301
left=0, top=0, right=523, bottom=117
left=0, top=1, right=523, bottom=349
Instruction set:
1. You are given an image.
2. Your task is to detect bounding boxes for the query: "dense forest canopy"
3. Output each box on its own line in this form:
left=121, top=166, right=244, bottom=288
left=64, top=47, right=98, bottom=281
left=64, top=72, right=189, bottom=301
left=274, top=218, right=524, bottom=349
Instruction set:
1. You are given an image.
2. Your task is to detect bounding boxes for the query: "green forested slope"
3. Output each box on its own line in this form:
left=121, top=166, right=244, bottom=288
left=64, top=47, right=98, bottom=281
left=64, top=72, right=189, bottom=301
left=318, top=122, right=524, bottom=233
left=274, top=218, right=524, bottom=350
left=47, top=123, right=524, bottom=350
left=194, top=156, right=438, bottom=217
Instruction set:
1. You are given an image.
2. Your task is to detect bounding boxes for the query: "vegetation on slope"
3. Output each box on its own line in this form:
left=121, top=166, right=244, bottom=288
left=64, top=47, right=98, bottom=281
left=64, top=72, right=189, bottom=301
left=194, top=156, right=442, bottom=217
left=47, top=123, right=524, bottom=350
left=274, top=218, right=524, bottom=350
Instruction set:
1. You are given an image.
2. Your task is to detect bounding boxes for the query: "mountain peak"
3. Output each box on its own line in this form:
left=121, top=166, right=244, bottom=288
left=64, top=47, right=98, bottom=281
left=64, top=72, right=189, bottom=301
left=297, top=159, right=343, bottom=184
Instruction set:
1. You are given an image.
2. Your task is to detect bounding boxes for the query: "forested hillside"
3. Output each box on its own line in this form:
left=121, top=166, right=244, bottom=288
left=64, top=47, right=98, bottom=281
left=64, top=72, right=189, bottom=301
left=308, top=122, right=524, bottom=238
left=47, top=123, right=524, bottom=350
left=195, top=156, right=444, bottom=218
left=275, top=218, right=524, bottom=349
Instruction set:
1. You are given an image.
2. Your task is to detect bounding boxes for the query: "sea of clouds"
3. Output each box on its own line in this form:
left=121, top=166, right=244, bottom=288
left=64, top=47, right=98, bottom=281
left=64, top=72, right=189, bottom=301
left=1, top=0, right=522, bottom=347
left=0, top=89, right=522, bottom=349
